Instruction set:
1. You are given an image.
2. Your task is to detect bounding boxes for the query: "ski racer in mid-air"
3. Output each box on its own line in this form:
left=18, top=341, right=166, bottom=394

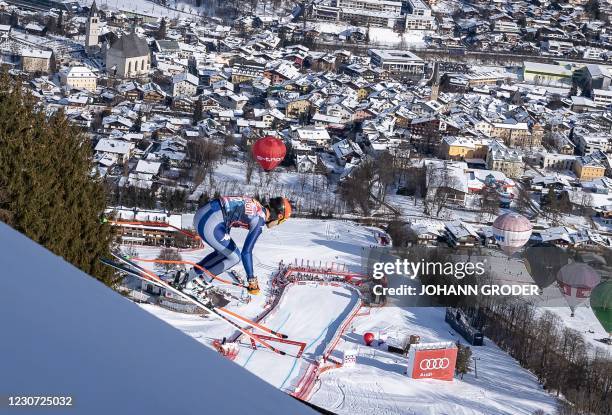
left=178, top=196, right=292, bottom=295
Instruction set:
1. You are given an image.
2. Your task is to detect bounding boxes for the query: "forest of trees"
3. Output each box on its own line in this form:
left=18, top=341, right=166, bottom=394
left=0, top=73, right=114, bottom=284
left=384, top=243, right=611, bottom=414
left=479, top=299, right=611, bottom=415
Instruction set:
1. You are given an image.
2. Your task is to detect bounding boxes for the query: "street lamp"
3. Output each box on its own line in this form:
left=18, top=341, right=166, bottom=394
left=472, top=356, right=481, bottom=379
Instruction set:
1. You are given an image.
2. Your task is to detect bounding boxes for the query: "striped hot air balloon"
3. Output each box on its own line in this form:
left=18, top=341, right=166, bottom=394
left=556, top=263, right=601, bottom=317
left=492, top=213, right=533, bottom=255
left=523, top=243, right=569, bottom=290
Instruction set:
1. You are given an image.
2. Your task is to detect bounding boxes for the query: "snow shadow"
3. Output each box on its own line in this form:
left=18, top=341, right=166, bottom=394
left=312, top=239, right=367, bottom=258
left=304, top=292, right=361, bottom=361
left=356, top=355, right=406, bottom=374
left=332, top=290, right=352, bottom=299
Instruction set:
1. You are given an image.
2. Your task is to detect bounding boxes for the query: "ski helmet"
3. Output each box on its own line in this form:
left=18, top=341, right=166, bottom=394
left=267, top=197, right=292, bottom=224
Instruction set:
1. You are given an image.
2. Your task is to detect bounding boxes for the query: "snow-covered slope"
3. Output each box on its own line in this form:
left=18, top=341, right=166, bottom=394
left=0, top=222, right=314, bottom=415
left=133, top=218, right=562, bottom=415
left=233, top=283, right=360, bottom=391
left=311, top=306, right=558, bottom=415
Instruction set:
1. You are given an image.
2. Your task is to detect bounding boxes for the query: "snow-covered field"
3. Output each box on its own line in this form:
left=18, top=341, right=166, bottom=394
left=310, top=21, right=432, bottom=48
left=312, top=307, right=557, bottom=415
left=123, top=218, right=608, bottom=414
left=234, top=283, right=359, bottom=390
left=83, top=0, right=297, bottom=20
left=81, top=0, right=197, bottom=19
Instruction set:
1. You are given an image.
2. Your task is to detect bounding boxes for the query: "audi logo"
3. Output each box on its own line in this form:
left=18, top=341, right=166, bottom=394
left=419, top=358, right=450, bottom=370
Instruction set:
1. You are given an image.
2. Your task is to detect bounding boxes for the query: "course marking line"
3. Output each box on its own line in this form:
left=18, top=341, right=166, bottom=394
left=243, top=312, right=292, bottom=369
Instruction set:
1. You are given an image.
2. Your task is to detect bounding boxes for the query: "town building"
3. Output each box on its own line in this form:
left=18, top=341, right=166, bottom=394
left=522, top=61, right=573, bottom=86
left=368, top=49, right=425, bottom=77
left=172, top=72, right=199, bottom=97
left=486, top=141, right=524, bottom=179
left=106, top=30, right=151, bottom=78
left=20, top=49, right=53, bottom=73
left=574, top=154, right=607, bottom=181
left=60, top=66, right=97, bottom=91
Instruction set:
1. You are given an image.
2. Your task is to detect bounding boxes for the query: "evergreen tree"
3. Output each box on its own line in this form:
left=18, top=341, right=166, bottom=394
left=156, top=18, right=167, bottom=40
left=193, top=98, right=203, bottom=125
left=0, top=73, right=114, bottom=284
left=455, top=343, right=472, bottom=379
left=57, top=10, right=64, bottom=36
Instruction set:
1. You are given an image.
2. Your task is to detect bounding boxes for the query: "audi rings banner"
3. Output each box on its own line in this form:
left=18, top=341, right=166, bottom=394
left=407, top=342, right=458, bottom=381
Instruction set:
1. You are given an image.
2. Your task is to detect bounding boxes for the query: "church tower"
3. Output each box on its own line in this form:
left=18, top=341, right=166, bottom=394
left=85, top=0, right=100, bottom=51
left=430, top=61, right=441, bottom=101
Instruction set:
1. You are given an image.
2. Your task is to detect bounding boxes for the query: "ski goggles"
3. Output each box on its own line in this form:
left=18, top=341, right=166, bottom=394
left=266, top=216, right=284, bottom=228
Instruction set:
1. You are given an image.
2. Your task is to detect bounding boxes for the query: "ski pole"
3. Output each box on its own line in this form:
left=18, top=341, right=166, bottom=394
left=127, top=257, right=287, bottom=338
left=109, top=255, right=287, bottom=356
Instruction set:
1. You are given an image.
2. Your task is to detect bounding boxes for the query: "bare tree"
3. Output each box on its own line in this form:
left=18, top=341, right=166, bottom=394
left=578, top=191, right=593, bottom=215
left=514, top=185, right=532, bottom=215
left=156, top=247, right=182, bottom=271
left=374, top=151, right=396, bottom=203
left=245, top=147, right=256, bottom=185
left=339, top=160, right=376, bottom=216
left=423, top=163, right=460, bottom=218
left=480, top=186, right=500, bottom=221
left=187, top=139, right=221, bottom=186
left=298, top=171, right=308, bottom=192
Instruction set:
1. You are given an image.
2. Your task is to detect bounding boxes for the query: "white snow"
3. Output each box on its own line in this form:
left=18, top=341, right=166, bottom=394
left=233, top=283, right=360, bottom=391
left=125, top=218, right=580, bottom=414
left=80, top=0, right=197, bottom=19
left=311, top=21, right=432, bottom=48
left=311, top=306, right=558, bottom=415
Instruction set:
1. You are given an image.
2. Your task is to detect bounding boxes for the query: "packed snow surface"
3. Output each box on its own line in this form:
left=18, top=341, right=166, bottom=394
left=233, top=283, right=359, bottom=390
left=129, top=218, right=580, bottom=414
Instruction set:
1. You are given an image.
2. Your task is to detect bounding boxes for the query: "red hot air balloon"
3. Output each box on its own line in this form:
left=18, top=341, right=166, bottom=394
left=556, top=263, right=601, bottom=317
left=252, top=136, right=286, bottom=171
left=363, top=332, right=375, bottom=346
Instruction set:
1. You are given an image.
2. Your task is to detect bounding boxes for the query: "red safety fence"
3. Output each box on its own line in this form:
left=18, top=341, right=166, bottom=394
left=291, top=362, right=320, bottom=400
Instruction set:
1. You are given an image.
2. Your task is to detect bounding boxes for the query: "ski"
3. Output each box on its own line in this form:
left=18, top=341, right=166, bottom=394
left=229, top=270, right=246, bottom=286
left=128, top=257, right=247, bottom=290
left=104, top=253, right=288, bottom=356
left=101, top=258, right=215, bottom=305
left=112, top=252, right=288, bottom=339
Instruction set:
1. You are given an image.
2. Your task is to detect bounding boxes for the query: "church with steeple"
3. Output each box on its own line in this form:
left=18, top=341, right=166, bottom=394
left=85, top=0, right=100, bottom=53
left=106, top=25, right=151, bottom=78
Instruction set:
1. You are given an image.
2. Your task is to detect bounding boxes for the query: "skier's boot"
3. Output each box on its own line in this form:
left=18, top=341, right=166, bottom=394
left=247, top=278, right=260, bottom=295
left=183, top=268, right=213, bottom=294
left=169, top=269, right=188, bottom=289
